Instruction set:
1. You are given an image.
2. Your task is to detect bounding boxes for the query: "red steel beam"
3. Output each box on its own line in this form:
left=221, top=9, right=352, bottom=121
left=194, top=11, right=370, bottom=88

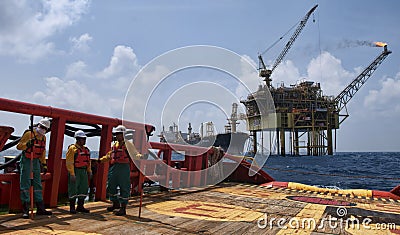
left=44, top=117, right=66, bottom=207
left=95, top=124, right=113, bottom=201
left=0, top=98, right=120, bottom=125
left=0, top=98, right=154, bottom=132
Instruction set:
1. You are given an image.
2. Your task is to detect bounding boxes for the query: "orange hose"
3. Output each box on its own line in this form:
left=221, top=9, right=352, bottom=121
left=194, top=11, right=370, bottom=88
left=30, top=163, right=34, bottom=219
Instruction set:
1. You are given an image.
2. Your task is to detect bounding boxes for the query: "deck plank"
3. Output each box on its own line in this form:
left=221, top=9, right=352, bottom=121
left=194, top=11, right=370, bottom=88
left=0, top=183, right=399, bottom=234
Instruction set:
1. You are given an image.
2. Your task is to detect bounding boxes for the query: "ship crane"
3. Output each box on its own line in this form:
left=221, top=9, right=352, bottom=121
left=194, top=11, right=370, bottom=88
left=334, top=44, right=392, bottom=124
left=258, top=4, right=318, bottom=88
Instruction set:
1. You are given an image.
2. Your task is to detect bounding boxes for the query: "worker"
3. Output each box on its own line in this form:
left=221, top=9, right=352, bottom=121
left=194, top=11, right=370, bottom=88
left=17, top=118, right=52, bottom=219
left=66, top=130, right=92, bottom=214
left=98, top=125, right=142, bottom=216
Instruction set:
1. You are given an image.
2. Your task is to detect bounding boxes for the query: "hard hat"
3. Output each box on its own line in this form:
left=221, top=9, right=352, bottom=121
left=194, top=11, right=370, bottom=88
left=113, top=125, right=126, bottom=134
left=38, top=118, right=51, bottom=129
left=74, top=130, right=87, bottom=138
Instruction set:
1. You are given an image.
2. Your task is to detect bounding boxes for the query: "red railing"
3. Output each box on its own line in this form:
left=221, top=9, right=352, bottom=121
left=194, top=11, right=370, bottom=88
left=0, top=97, right=151, bottom=211
left=0, top=97, right=275, bottom=212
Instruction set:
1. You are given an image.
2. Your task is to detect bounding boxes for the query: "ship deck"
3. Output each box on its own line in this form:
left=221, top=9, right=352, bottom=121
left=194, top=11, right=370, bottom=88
left=1, top=182, right=399, bottom=235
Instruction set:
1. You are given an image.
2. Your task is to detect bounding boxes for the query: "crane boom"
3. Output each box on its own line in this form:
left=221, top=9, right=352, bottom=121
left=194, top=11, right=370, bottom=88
left=259, top=4, right=318, bottom=87
left=270, top=4, right=318, bottom=72
left=335, top=45, right=392, bottom=113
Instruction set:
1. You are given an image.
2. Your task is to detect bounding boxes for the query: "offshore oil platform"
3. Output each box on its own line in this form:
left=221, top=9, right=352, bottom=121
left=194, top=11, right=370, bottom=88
left=240, top=5, right=392, bottom=156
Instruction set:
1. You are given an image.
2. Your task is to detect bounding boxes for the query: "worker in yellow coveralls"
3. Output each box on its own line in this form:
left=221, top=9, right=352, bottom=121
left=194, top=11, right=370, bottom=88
left=17, top=118, right=52, bottom=219
left=66, top=130, right=92, bottom=214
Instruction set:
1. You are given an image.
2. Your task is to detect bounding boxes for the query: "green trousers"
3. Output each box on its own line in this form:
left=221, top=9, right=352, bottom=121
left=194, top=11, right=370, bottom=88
left=20, top=154, right=43, bottom=203
left=107, top=163, right=130, bottom=204
left=68, top=168, right=89, bottom=200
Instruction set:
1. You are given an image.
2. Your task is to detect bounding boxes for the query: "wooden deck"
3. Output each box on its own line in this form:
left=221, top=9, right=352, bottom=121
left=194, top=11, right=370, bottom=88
left=1, top=182, right=399, bottom=234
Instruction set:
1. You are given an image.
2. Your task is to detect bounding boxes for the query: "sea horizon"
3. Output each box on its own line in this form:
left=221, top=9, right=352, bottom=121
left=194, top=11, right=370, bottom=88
left=1, top=150, right=399, bottom=192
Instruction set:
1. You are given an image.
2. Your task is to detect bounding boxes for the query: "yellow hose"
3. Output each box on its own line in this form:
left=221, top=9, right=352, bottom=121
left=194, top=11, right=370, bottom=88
left=287, top=182, right=373, bottom=197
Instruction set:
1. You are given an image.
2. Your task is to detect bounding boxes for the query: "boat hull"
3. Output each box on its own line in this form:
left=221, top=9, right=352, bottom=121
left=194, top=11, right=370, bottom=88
left=199, top=132, right=249, bottom=155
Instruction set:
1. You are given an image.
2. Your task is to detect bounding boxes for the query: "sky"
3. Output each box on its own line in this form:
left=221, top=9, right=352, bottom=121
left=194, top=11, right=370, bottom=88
left=0, top=0, right=399, bottom=152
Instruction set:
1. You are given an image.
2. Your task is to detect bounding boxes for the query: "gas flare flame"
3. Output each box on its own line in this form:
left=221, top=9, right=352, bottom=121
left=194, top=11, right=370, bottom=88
left=374, top=41, right=387, bottom=47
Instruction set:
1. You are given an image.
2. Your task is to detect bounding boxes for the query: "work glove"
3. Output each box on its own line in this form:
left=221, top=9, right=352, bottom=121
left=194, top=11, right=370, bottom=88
left=136, top=153, right=143, bottom=159
left=70, top=175, right=76, bottom=183
left=42, top=164, right=48, bottom=174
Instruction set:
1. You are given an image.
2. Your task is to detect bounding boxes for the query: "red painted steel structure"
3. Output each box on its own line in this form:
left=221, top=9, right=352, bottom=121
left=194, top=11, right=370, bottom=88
left=0, top=97, right=276, bottom=213
left=0, top=98, right=151, bottom=211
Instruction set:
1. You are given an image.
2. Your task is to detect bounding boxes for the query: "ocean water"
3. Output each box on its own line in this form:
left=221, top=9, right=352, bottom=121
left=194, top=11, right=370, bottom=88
left=263, top=152, right=400, bottom=192
left=1, top=150, right=399, bottom=192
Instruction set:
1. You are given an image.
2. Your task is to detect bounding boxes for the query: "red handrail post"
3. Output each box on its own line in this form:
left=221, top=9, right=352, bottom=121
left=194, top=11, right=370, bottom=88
left=44, top=117, right=66, bottom=207
left=202, top=152, right=208, bottom=185
left=95, top=124, right=113, bottom=201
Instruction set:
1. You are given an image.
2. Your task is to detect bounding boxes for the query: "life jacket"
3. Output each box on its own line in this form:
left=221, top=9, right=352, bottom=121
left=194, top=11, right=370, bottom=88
left=25, top=138, right=46, bottom=159
left=74, top=145, right=90, bottom=168
left=111, top=142, right=130, bottom=164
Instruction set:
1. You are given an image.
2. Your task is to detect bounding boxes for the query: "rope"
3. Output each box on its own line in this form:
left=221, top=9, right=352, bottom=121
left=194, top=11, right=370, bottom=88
left=264, top=166, right=400, bottom=181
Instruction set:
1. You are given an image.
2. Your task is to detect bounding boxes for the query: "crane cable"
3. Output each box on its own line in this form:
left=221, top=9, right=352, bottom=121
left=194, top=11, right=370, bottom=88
left=260, top=20, right=300, bottom=56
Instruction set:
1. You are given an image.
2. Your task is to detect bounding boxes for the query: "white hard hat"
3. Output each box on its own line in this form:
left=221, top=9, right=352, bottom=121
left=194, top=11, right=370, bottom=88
left=74, top=130, right=87, bottom=138
left=38, top=118, right=51, bottom=129
left=113, top=125, right=126, bottom=134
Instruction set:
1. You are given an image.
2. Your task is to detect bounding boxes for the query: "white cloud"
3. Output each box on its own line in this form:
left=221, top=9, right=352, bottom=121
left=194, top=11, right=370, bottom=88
left=307, top=51, right=354, bottom=96
left=123, top=65, right=172, bottom=124
left=97, top=45, right=141, bottom=91
left=33, top=76, right=117, bottom=116
left=273, top=60, right=301, bottom=87
left=248, top=52, right=354, bottom=96
left=98, top=45, right=139, bottom=78
left=235, top=55, right=260, bottom=99
left=70, top=33, right=93, bottom=53
left=32, top=45, right=145, bottom=118
left=364, top=72, right=400, bottom=116
left=66, top=60, right=89, bottom=79
left=0, top=0, right=90, bottom=61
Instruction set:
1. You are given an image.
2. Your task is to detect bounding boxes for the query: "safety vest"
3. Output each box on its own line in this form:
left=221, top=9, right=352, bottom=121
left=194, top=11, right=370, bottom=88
left=111, top=142, right=130, bottom=164
left=74, top=145, right=90, bottom=168
left=25, top=138, right=46, bottom=159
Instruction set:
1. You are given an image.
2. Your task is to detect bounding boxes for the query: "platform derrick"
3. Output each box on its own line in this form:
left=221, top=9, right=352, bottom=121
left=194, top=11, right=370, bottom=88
left=242, top=5, right=391, bottom=156
left=242, top=4, right=319, bottom=156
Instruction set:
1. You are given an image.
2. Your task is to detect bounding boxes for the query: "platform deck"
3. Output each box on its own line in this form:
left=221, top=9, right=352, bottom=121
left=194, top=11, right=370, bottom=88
left=1, top=182, right=399, bottom=234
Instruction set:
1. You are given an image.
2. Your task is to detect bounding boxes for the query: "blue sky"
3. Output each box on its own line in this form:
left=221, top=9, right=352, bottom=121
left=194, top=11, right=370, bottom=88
left=0, top=0, right=399, bottom=152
